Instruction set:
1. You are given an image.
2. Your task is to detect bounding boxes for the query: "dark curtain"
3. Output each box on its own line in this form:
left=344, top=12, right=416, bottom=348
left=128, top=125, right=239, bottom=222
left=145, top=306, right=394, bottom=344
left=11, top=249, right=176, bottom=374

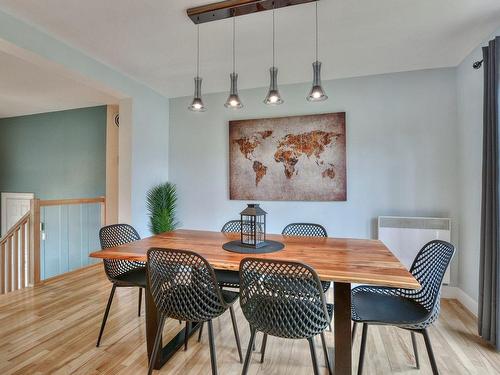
left=479, top=36, right=500, bottom=350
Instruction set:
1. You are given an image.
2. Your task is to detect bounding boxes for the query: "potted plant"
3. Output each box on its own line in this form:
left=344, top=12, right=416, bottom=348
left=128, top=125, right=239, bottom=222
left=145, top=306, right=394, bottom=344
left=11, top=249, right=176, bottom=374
left=146, top=182, right=179, bottom=234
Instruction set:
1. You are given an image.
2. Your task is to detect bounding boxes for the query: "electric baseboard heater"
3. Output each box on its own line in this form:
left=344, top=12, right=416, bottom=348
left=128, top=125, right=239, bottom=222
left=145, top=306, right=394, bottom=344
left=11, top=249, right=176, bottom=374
left=377, top=216, right=451, bottom=284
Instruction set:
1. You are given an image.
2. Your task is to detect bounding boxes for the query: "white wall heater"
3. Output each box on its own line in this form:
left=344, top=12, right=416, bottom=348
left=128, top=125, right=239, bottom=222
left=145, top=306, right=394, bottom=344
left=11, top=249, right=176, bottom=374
left=378, top=216, right=451, bottom=285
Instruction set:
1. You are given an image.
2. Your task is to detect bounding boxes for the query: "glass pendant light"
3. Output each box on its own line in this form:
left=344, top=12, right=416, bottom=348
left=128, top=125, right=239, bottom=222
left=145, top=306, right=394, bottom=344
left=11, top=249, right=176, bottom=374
left=307, top=1, right=328, bottom=102
left=264, top=7, right=283, bottom=105
left=189, top=24, right=207, bottom=112
left=225, top=16, right=243, bottom=109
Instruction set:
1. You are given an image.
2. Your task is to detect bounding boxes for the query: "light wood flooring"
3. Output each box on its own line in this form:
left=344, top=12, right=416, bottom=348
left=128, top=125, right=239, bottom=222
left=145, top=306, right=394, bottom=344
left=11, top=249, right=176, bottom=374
left=0, top=265, right=498, bottom=374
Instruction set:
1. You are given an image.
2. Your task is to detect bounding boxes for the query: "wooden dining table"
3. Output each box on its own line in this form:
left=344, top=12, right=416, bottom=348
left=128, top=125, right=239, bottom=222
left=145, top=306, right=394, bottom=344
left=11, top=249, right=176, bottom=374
left=89, top=229, right=419, bottom=375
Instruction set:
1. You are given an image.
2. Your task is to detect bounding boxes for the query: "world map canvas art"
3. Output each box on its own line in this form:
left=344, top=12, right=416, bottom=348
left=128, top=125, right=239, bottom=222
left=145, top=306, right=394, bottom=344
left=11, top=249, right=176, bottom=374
left=229, top=112, right=346, bottom=201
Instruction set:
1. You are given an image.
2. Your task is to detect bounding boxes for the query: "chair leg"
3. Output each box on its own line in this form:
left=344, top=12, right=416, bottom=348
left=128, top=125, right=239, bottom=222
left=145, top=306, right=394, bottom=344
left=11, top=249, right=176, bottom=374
left=307, top=337, right=320, bottom=375
left=96, top=285, right=116, bottom=347
left=198, top=321, right=204, bottom=342
left=184, top=321, right=189, bottom=351
left=260, top=333, right=268, bottom=363
left=422, top=329, right=439, bottom=375
left=411, top=331, right=420, bottom=369
left=242, top=327, right=257, bottom=375
left=252, top=327, right=256, bottom=351
left=320, top=332, right=332, bottom=375
left=229, top=306, right=243, bottom=363
left=250, top=325, right=256, bottom=351
left=138, top=288, right=142, bottom=317
left=147, top=314, right=166, bottom=375
left=352, top=322, right=358, bottom=347
left=357, top=323, right=368, bottom=375
left=207, top=320, right=218, bottom=375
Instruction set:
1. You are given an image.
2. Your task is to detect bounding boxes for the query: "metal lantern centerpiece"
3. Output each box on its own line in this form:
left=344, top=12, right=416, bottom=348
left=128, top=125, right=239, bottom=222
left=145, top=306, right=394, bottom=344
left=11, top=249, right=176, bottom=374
left=222, top=203, right=284, bottom=254
left=240, top=204, right=266, bottom=248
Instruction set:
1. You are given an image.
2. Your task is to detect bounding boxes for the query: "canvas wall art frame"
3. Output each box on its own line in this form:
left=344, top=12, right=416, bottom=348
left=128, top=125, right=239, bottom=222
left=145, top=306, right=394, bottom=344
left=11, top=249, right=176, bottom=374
left=229, top=112, right=346, bottom=201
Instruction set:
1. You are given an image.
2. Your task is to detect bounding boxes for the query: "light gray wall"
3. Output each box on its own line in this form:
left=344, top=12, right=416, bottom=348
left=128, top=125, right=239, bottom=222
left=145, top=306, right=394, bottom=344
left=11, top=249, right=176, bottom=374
left=169, top=68, right=460, bottom=283
left=455, top=27, right=500, bottom=302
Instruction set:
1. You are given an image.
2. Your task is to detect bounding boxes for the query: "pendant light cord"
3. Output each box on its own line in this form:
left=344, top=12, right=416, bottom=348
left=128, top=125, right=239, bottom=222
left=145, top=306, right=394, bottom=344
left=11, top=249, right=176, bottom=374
left=233, top=16, right=236, bottom=74
left=272, top=7, right=276, bottom=67
left=196, top=23, right=200, bottom=78
left=315, top=1, right=318, bottom=62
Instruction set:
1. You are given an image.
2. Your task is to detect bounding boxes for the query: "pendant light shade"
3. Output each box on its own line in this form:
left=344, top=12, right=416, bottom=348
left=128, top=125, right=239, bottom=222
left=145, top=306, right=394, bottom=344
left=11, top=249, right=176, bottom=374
left=189, top=24, right=206, bottom=112
left=189, top=76, right=206, bottom=111
left=225, top=73, right=243, bottom=108
left=264, top=8, right=283, bottom=105
left=307, top=2, right=327, bottom=102
left=307, top=61, right=327, bottom=102
left=225, top=17, right=243, bottom=109
left=264, top=67, right=283, bottom=105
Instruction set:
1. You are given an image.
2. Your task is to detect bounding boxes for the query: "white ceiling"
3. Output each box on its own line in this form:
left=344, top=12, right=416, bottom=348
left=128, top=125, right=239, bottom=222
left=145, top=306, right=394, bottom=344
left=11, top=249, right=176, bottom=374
left=0, top=50, right=117, bottom=118
left=0, top=0, right=499, bottom=99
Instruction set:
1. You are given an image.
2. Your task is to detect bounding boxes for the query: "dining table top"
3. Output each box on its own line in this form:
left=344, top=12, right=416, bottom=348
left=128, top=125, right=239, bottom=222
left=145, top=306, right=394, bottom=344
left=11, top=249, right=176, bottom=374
left=90, top=229, right=420, bottom=289
left=89, top=229, right=419, bottom=289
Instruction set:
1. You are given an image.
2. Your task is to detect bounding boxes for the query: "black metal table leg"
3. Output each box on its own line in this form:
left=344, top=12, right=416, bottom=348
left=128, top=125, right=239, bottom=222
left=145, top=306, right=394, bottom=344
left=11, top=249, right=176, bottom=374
left=334, top=282, right=352, bottom=375
left=145, top=269, right=201, bottom=370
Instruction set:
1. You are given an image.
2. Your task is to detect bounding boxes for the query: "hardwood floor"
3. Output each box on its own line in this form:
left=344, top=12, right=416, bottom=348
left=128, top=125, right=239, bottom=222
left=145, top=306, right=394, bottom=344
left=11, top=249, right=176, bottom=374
left=0, top=264, right=498, bottom=374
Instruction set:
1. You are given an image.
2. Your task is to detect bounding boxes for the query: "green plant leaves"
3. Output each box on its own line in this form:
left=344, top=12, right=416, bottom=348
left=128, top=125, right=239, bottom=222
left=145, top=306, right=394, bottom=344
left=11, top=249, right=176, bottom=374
left=146, top=182, right=179, bottom=234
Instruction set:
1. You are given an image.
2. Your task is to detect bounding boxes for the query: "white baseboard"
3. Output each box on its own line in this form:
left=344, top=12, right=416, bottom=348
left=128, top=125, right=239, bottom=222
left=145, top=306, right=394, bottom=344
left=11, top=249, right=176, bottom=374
left=442, top=286, right=478, bottom=317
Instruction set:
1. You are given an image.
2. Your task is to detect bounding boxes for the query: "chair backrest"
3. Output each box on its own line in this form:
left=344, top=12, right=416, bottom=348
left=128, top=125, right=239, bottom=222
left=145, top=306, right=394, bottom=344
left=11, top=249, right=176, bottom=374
left=99, top=224, right=142, bottom=280
left=402, top=240, right=455, bottom=324
left=147, top=248, right=227, bottom=322
left=221, top=220, right=241, bottom=233
left=100, top=224, right=140, bottom=248
left=282, top=223, right=327, bottom=237
left=239, top=258, right=330, bottom=339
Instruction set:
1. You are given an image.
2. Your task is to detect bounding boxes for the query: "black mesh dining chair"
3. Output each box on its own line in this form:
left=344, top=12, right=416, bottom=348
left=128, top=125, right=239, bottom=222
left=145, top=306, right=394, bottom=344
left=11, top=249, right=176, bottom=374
left=282, top=222, right=328, bottom=237
left=282, top=222, right=331, bottom=317
left=239, top=258, right=333, bottom=375
left=216, top=220, right=242, bottom=289
left=351, top=240, right=455, bottom=375
left=281, top=223, right=330, bottom=293
left=221, top=219, right=242, bottom=233
left=147, top=248, right=243, bottom=375
left=96, top=224, right=145, bottom=347
left=197, top=220, right=243, bottom=345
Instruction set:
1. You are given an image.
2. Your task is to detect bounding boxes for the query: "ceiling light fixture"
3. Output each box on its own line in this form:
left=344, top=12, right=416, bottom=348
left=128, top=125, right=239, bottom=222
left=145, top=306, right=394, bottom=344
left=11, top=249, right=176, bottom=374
left=307, top=1, right=327, bottom=102
left=189, top=23, right=207, bottom=112
left=264, top=6, right=283, bottom=105
left=225, top=15, right=243, bottom=109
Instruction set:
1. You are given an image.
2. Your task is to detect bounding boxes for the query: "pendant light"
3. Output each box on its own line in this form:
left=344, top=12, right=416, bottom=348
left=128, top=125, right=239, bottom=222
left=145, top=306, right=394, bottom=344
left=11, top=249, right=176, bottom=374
left=307, top=1, right=328, bottom=102
left=189, top=23, right=207, bottom=112
left=225, top=15, right=243, bottom=109
left=264, top=7, right=283, bottom=105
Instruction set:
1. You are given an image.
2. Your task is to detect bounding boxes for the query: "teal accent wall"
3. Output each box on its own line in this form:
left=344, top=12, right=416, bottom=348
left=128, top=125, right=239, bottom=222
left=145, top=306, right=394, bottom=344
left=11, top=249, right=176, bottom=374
left=0, top=106, right=106, bottom=200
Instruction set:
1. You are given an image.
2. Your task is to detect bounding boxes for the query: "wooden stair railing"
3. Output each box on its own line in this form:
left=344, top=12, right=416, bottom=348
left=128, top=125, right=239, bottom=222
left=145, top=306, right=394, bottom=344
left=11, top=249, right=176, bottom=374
left=0, top=211, right=32, bottom=294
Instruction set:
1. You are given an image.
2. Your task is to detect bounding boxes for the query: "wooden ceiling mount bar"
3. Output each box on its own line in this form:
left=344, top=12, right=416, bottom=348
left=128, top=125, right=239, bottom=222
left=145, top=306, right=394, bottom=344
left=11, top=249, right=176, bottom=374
left=187, top=0, right=317, bottom=24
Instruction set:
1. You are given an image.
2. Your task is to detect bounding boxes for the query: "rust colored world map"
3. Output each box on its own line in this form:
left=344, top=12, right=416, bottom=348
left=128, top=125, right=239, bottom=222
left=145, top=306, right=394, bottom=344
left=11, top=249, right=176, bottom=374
left=229, top=113, right=346, bottom=201
left=233, top=130, right=338, bottom=185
